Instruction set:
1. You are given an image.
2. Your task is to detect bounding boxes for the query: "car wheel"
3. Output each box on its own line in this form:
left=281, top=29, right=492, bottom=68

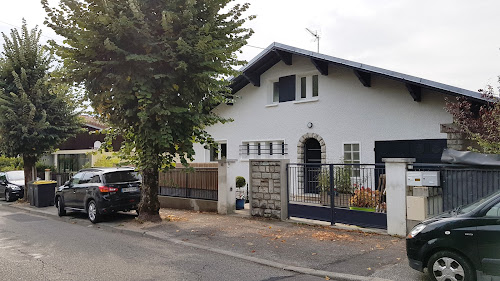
left=57, top=197, right=66, bottom=217
left=427, top=250, right=475, bottom=281
left=5, top=190, right=12, bottom=202
left=87, top=200, right=101, bottom=224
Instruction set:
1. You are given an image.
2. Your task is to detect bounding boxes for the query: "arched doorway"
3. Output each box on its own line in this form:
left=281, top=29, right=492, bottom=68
left=304, top=138, right=321, bottom=193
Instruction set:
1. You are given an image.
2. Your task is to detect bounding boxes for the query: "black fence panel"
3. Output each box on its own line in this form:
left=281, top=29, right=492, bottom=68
left=411, top=164, right=500, bottom=213
left=441, top=168, right=500, bottom=211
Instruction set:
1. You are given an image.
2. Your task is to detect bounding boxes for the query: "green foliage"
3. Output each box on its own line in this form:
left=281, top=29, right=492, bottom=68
left=0, top=156, right=23, bottom=172
left=235, top=176, right=246, bottom=188
left=316, top=166, right=353, bottom=194
left=43, top=0, right=254, bottom=219
left=92, top=154, right=122, bottom=168
left=334, top=166, right=353, bottom=194
left=316, top=168, right=330, bottom=192
left=0, top=20, right=83, bottom=183
left=35, top=161, right=55, bottom=173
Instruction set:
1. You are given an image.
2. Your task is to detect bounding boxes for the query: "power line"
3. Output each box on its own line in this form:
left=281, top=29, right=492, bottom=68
left=245, top=44, right=265, bottom=50
left=0, top=19, right=63, bottom=43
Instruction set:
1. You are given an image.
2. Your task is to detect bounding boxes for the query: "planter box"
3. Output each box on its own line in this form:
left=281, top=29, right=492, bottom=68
left=349, top=206, right=376, bottom=212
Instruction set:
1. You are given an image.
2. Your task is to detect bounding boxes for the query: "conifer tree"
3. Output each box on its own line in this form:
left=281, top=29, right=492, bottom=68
left=43, top=0, right=254, bottom=221
left=0, top=21, right=81, bottom=196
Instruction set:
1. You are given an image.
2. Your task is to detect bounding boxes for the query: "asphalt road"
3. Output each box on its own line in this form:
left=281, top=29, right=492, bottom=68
left=0, top=203, right=324, bottom=281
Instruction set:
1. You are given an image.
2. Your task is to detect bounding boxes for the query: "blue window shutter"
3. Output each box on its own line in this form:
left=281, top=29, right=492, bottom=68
left=279, top=75, right=296, bottom=102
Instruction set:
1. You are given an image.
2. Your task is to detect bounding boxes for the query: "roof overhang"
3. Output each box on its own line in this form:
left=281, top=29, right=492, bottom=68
left=230, top=42, right=487, bottom=104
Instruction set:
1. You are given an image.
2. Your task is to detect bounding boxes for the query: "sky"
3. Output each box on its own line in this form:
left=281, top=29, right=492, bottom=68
left=1, top=0, right=499, bottom=92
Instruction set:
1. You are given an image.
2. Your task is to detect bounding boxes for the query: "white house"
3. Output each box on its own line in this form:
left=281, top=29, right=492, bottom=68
left=193, top=42, right=486, bottom=188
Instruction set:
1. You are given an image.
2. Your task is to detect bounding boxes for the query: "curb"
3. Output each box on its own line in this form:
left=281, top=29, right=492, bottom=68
left=5, top=203, right=392, bottom=281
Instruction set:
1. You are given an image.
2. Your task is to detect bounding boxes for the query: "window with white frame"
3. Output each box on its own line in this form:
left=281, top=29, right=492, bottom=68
left=269, top=73, right=320, bottom=104
left=209, top=142, right=227, bottom=162
left=240, top=141, right=287, bottom=159
left=297, top=74, right=319, bottom=100
left=312, top=75, right=319, bottom=97
left=343, top=143, right=360, bottom=177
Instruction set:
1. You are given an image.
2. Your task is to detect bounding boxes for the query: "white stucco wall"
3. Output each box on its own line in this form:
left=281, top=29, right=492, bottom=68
left=193, top=55, right=453, bottom=184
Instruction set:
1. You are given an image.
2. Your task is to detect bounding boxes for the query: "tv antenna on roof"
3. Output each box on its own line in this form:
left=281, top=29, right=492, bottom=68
left=306, top=28, right=320, bottom=53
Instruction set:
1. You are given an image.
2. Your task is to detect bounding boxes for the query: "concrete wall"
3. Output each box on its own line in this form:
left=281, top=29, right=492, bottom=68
left=193, top=55, right=453, bottom=184
left=158, top=196, right=218, bottom=213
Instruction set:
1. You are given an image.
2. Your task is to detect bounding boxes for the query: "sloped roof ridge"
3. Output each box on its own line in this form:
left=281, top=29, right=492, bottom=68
left=237, top=42, right=484, bottom=102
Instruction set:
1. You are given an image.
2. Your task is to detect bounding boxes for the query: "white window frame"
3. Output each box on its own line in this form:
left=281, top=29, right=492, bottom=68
left=240, top=139, right=287, bottom=160
left=342, top=142, right=361, bottom=178
left=295, top=70, right=320, bottom=101
left=209, top=140, right=227, bottom=162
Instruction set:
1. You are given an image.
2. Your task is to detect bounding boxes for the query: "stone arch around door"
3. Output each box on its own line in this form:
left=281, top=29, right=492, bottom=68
left=297, top=133, right=326, bottom=164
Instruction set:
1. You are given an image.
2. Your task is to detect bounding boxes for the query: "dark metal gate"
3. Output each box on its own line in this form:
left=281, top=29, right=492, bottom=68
left=287, top=163, right=387, bottom=229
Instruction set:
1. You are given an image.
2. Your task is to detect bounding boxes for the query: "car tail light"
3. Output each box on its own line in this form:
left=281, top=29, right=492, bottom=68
left=99, top=186, right=118, bottom=193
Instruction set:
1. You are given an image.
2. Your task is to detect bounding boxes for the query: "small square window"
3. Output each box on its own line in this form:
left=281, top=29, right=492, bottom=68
left=312, top=75, right=319, bottom=97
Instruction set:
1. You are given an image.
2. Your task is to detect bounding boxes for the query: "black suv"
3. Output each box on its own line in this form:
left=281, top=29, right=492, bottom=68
left=407, top=190, right=500, bottom=281
left=55, top=167, right=141, bottom=223
left=0, top=170, right=25, bottom=202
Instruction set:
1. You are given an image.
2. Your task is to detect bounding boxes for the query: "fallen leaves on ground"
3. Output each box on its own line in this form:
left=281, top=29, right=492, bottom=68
left=160, top=214, right=186, bottom=222
left=311, top=231, right=355, bottom=242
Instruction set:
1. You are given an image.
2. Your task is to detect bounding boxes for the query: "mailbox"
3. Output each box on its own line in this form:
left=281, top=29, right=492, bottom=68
left=406, top=171, right=440, bottom=187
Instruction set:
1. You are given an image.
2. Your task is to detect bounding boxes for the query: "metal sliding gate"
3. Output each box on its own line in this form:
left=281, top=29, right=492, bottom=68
left=287, top=163, right=387, bottom=229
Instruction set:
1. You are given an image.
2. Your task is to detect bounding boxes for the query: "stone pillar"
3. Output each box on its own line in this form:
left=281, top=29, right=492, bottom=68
left=217, top=159, right=237, bottom=215
left=440, top=123, right=478, bottom=151
left=383, top=158, right=415, bottom=237
left=249, top=159, right=289, bottom=220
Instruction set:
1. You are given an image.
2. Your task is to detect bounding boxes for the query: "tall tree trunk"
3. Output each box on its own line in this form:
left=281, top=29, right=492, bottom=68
left=23, top=155, right=37, bottom=201
left=137, top=167, right=161, bottom=222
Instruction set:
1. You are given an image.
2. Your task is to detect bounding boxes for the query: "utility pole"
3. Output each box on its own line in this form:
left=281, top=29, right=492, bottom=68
left=306, top=28, right=320, bottom=53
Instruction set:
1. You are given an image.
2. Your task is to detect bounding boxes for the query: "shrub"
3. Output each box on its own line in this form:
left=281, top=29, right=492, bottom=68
left=349, top=187, right=381, bottom=208
left=236, top=176, right=246, bottom=188
left=0, top=156, right=23, bottom=172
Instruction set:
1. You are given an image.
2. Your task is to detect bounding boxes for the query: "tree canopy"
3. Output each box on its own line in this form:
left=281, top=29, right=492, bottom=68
left=42, top=0, right=254, bottom=221
left=0, top=20, right=82, bottom=189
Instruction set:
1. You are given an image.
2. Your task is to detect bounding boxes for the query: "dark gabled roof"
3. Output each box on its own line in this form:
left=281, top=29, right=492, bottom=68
left=231, top=42, right=486, bottom=103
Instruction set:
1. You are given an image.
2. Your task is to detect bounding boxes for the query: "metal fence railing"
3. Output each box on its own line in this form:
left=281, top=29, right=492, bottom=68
left=158, top=167, right=218, bottom=201
left=410, top=164, right=500, bottom=214
left=288, top=163, right=386, bottom=213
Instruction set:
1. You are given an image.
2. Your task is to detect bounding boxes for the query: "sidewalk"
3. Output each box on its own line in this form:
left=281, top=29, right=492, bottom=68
left=6, top=202, right=427, bottom=281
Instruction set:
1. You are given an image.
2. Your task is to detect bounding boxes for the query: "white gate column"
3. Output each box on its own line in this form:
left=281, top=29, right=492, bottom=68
left=383, top=158, right=415, bottom=236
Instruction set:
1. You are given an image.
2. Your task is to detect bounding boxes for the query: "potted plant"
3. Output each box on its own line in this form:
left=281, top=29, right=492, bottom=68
left=349, top=186, right=381, bottom=212
left=334, top=165, right=353, bottom=194
left=235, top=176, right=246, bottom=210
left=316, top=168, right=330, bottom=206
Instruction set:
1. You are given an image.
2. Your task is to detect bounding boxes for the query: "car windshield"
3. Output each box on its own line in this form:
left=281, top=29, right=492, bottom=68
left=104, top=171, right=140, bottom=184
left=6, top=171, right=24, bottom=181
left=458, top=190, right=500, bottom=214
